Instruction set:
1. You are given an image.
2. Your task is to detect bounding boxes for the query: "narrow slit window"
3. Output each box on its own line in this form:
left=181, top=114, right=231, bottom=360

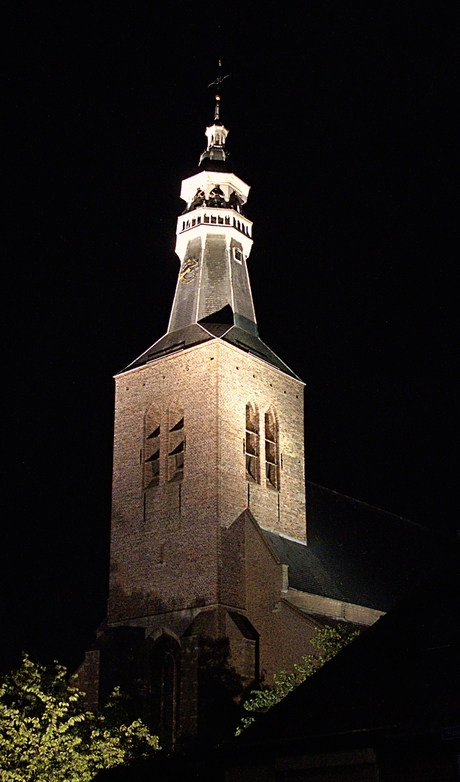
left=151, top=635, right=181, bottom=748
left=168, top=408, right=185, bottom=482
left=144, top=406, right=161, bottom=488
left=245, top=403, right=260, bottom=483
left=265, top=408, right=280, bottom=490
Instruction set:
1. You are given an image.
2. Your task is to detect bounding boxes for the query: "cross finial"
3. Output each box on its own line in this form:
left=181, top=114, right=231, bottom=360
left=207, top=60, right=230, bottom=122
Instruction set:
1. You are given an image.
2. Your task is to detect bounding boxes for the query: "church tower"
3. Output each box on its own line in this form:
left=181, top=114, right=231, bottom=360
left=108, top=90, right=306, bottom=630
left=76, top=82, right=385, bottom=746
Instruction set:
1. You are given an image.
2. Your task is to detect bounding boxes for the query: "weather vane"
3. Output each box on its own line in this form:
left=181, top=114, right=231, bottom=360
left=208, top=60, right=230, bottom=121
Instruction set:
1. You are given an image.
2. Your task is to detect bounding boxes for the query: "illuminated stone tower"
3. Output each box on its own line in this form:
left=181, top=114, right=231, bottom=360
left=76, top=84, right=385, bottom=746
left=109, top=92, right=307, bottom=621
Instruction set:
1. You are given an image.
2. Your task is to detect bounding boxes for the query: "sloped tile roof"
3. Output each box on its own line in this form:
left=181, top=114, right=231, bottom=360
left=121, top=323, right=299, bottom=378
left=262, top=482, right=448, bottom=612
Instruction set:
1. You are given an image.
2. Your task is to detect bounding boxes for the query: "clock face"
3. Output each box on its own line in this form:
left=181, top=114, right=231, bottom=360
left=180, top=257, right=199, bottom=283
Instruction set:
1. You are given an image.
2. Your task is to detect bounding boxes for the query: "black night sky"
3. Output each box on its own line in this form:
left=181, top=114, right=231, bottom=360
left=2, top=4, right=458, bottom=676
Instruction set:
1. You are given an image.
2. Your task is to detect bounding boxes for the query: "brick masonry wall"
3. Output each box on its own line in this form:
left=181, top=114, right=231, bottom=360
left=78, top=333, right=319, bottom=735
left=109, top=341, right=221, bottom=623
left=244, top=517, right=319, bottom=684
left=72, top=650, right=100, bottom=711
left=216, top=341, right=306, bottom=542
left=109, top=337, right=306, bottom=629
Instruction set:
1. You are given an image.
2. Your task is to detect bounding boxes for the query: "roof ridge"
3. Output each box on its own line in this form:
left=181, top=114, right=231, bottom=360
left=307, top=481, right=430, bottom=532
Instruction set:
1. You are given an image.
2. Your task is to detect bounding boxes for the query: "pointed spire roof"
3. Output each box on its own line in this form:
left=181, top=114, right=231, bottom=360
left=118, top=68, right=300, bottom=381
left=199, top=62, right=231, bottom=170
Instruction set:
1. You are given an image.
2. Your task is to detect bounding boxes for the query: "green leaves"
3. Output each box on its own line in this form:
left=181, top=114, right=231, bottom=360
left=235, top=626, right=360, bottom=735
left=0, top=654, right=159, bottom=781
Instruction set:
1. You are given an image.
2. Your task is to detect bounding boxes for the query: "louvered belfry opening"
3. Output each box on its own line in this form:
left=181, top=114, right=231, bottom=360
left=265, top=407, right=279, bottom=490
left=245, top=402, right=260, bottom=483
left=168, top=407, right=185, bottom=482
left=144, top=405, right=161, bottom=487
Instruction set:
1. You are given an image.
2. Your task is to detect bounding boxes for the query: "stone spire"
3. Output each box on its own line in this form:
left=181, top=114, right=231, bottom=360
left=167, top=80, right=257, bottom=336
left=125, top=74, right=297, bottom=380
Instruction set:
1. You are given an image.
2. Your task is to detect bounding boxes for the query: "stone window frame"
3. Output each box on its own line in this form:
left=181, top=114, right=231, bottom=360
left=233, top=246, right=243, bottom=264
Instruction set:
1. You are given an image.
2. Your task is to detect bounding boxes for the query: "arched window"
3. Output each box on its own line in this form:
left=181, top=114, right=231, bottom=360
left=144, top=406, right=161, bottom=488
left=168, top=407, right=185, bottom=482
left=265, top=408, right=280, bottom=490
left=151, top=634, right=181, bottom=747
left=245, top=403, right=260, bottom=483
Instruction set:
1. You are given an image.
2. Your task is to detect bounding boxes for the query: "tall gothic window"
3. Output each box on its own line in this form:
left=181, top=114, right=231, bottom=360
left=168, top=407, right=185, bottom=482
left=151, top=634, right=181, bottom=747
left=144, top=406, right=161, bottom=488
left=265, top=408, right=280, bottom=490
left=245, top=403, right=260, bottom=483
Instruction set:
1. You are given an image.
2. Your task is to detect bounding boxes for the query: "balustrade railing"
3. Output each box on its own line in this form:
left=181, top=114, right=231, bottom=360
left=180, top=210, right=251, bottom=237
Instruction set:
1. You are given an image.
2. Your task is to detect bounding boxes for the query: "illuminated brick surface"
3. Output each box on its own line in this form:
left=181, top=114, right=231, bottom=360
left=108, top=338, right=306, bottom=626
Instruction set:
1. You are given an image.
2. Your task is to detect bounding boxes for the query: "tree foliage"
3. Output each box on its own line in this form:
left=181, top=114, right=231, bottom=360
left=236, top=626, right=361, bottom=735
left=0, top=654, right=159, bottom=781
